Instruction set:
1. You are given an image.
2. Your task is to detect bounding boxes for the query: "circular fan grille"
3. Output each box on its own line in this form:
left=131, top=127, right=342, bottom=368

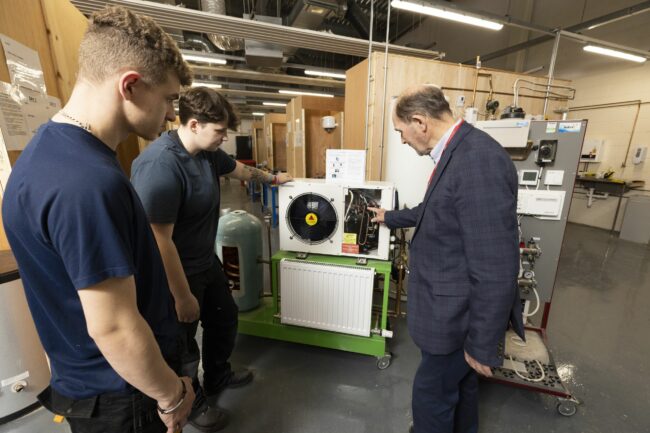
left=286, top=193, right=338, bottom=244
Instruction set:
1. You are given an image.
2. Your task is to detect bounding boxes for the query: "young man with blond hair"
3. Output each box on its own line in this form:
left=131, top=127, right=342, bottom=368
left=2, top=7, right=195, bottom=433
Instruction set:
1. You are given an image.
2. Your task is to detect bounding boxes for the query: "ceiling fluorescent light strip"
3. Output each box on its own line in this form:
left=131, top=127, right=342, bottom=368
left=71, top=0, right=443, bottom=59
left=263, top=102, right=287, bottom=107
left=182, top=53, right=227, bottom=65
left=252, top=112, right=265, bottom=116
left=304, top=70, right=346, bottom=79
left=583, top=45, right=646, bottom=63
left=191, top=81, right=222, bottom=89
left=391, top=0, right=503, bottom=31
left=278, top=90, right=334, bottom=98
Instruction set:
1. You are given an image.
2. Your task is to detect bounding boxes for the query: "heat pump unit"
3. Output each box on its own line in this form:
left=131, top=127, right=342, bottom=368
left=279, top=179, right=395, bottom=260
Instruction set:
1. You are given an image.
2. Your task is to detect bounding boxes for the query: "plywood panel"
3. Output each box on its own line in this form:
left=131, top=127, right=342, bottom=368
left=0, top=0, right=61, bottom=97
left=272, top=123, right=287, bottom=171
left=343, top=60, right=368, bottom=150
left=304, top=109, right=342, bottom=178
left=286, top=95, right=344, bottom=177
left=0, top=0, right=64, bottom=251
left=41, top=0, right=86, bottom=101
left=0, top=197, right=8, bottom=250
left=285, top=99, right=296, bottom=175
left=301, top=95, right=344, bottom=112
left=263, top=113, right=286, bottom=170
left=356, top=52, right=572, bottom=180
left=251, top=120, right=263, bottom=162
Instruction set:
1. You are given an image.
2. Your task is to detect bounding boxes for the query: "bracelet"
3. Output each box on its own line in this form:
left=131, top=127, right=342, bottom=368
left=273, top=175, right=278, bottom=185
left=157, top=379, right=186, bottom=415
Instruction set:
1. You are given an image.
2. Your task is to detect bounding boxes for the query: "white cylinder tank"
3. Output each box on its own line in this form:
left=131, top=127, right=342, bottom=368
left=0, top=256, right=50, bottom=423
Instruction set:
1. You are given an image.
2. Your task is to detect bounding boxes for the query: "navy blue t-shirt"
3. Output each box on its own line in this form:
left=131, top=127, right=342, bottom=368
left=1, top=122, right=178, bottom=399
left=131, top=130, right=236, bottom=276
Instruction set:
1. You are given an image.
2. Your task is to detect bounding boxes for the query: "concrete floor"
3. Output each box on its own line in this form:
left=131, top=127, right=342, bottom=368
left=2, top=180, right=649, bottom=433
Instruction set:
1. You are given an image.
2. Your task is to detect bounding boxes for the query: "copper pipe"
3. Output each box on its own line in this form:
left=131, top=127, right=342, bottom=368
left=471, top=72, right=494, bottom=107
left=568, top=100, right=643, bottom=111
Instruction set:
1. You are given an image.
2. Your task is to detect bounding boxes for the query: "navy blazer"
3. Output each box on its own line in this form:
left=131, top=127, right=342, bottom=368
left=386, top=121, right=525, bottom=366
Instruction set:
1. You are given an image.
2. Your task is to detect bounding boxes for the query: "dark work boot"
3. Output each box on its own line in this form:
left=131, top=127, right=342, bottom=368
left=226, top=369, right=254, bottom=389
left=205, top=369, right=254, bottom=397
left=189, top=404, right=229, bottom=432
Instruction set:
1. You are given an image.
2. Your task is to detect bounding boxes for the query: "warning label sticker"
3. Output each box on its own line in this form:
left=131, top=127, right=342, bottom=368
left=305, top=212, right=318, bottom=226
left=343, top=233, right=357, bottom=244
left=342, top=244, right=360, bottom=254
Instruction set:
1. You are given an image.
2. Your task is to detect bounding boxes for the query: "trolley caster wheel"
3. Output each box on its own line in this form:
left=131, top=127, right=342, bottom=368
left=557, top=400, right=577, bottom=417
left=377, top=353, right=392, bottom=370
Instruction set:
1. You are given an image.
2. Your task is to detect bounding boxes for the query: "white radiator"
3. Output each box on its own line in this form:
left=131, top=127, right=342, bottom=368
left=279, top=259, right=375, bottom=337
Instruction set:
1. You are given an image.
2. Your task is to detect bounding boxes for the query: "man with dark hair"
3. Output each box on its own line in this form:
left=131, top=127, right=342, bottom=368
left=132, top=86, right=292, bottom=431
left=2, top=6, right=194, bottom=433
left=370, top=84, right=524, bottom=433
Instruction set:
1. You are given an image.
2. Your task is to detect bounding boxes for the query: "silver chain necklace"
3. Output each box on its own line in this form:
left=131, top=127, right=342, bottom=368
left=58, top=110, right=92, bottom=132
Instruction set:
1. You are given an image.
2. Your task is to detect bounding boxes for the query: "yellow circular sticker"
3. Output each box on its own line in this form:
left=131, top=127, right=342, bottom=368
left=305, top=212, right=318, bottom=226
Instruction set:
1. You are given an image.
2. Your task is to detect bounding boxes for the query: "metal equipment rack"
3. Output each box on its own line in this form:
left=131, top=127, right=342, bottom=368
left=477, top=119, right=587, bottom=416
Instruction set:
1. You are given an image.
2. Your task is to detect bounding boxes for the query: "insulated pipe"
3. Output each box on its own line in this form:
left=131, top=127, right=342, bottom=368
left=201, top=0, right=245, bottom=51
left=346, top=0, right=371, bottom=39
left=363, top=0, right=375, bottom=152
left=378, top=0, right=393, bottom=180
left=543, top=31, right=561, bottom=117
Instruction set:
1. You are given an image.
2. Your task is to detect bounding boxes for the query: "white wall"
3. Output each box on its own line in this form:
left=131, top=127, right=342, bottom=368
left=565, top=62, right=650, bottom=231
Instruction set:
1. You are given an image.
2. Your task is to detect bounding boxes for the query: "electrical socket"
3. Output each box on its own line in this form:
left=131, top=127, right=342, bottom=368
left=456, top=95, right=465, bottom=107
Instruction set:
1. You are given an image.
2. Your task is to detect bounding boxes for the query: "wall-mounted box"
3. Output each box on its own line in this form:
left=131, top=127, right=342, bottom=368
left=580, top=139, right=603, bottom=163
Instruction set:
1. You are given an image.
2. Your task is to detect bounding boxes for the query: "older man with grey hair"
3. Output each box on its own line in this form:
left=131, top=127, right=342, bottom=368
left=371, top=84, right=525, bottom=433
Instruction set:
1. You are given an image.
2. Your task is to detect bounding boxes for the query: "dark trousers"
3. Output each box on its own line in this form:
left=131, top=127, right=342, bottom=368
left=39, top=387, right=165, bottom=433
left=181, top=260, right=239, bottom=398
left=412, top=349, right=479, bottom=433
left=38, top=344, right=182, bottom=433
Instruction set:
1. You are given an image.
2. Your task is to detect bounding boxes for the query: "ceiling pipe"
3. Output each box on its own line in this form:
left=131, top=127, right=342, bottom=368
left=200, top=0, right=245, bottom=51
left=346, top=0, right=371, bottom=39
left=70, top=0, right=443, bottom=59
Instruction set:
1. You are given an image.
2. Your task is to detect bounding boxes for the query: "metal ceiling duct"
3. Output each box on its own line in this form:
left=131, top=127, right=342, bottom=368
left=243, top=14, right=284, bottom=68
left=287, top=0, right=347, bottom=29
left=200, top=0, right=245, bottom=51
left=70, top=0, right=443, bottom=59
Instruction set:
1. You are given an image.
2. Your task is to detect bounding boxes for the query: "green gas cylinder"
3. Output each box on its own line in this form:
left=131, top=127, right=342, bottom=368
left=216, top=210, right=263, bottom=311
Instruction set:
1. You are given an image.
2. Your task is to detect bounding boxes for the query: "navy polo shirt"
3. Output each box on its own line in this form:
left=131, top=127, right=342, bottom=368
left=2, top=121, right=177, bottom=399
left=131, top=130, right=236, bottom=276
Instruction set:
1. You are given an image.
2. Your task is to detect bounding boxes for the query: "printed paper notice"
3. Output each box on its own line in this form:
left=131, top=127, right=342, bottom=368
left=0, top=82, right=29, bottom=150
left=0, top=34, right=46, bottom=93
left=326, top=149, right=366, bottom=183
left=22, top=87, right=60, bottom=136
left=0, top=129, right=12, bottom=195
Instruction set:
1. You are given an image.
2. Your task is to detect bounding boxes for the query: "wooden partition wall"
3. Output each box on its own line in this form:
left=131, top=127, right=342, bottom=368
left=344, top=52, right=572, bottom=181
left=262, top=113, right=287, bottom=171
left=251, top=120, right=264, bottom=162
left=286, top=95, right=344, bottom=178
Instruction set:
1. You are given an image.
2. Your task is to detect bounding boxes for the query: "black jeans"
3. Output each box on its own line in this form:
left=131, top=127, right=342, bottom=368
left=38, top=340, right=182, bottom=433
left=181, top=260, right=239, bottom=398
left=38, top=387, right=165, bottom=433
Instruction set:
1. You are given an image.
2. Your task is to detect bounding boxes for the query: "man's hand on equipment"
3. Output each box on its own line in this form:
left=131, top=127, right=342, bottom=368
left=368, top=207, right=386, bottom=224
left=175, top=293, right=200, bottom=323
left=464, top=351, right=493, bottom=377
left=276, top=173, right=293, bottom=184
